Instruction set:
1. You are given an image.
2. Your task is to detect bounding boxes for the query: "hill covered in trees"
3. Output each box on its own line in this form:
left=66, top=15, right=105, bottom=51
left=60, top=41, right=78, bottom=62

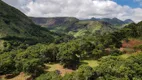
left=0, top=0, right=142, bottom=80
left=0, top=0, right=58, bottom=42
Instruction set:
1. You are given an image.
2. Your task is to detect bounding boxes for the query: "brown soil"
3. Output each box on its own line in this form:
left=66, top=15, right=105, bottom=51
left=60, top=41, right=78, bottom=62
left=120, top=39, right=142, bottom=53
left=122, top=39, right=142, bottom=48
left=0, top=72, right=32, bottom=80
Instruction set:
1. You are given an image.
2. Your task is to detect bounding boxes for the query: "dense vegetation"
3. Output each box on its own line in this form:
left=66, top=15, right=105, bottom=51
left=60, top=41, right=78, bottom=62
left=0, top=0, right=61, bottom=53
left=36, top=53, right=142, bottom=80
left=1, top=20, right=142, bottom=79
left=0, top=0, right=59, bottom=43
left=0, top=0, right=142, bottom=80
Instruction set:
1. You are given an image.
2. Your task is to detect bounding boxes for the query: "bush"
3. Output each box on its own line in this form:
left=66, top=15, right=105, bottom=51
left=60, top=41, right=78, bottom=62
left=36, top=71, right=61, bottom=80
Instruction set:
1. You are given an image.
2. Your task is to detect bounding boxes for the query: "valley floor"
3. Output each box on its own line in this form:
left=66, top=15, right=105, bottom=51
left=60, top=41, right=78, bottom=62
left=1, top=53, right=140, bottom=80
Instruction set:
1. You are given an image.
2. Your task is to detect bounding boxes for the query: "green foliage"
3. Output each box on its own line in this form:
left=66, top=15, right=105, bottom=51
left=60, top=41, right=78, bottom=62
left=0, top=52, right=16, bottom=74
left=92, top=49, right=105, bottom=59
left=93, top=53, right=142, bottom=79
left=57, top=42, right=80, bottom=68
left=62, top=65, right=94, bottom=80
left=110, top=49, right=123, bottom=56
left=134, top=44, right=142, bottom=51
left=73, top=65, right=94, bottom=80
left=121, top=22, right=142, bottom=38
left=36, top=71, right=62, bottom=80
left=0, top=0, right=57, bottom=52
left=40, top=43, right=58, bottom=62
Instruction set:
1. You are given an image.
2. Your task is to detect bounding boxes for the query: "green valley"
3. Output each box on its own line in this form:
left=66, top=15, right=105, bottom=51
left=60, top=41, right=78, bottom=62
left=0, top=0, right=142, bottom=80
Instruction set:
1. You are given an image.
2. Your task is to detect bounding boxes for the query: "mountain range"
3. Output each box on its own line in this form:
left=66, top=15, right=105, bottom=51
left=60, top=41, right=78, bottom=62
left=31, top=17, right=133, bottom=37
left=88, top=17, right=134, bottom=26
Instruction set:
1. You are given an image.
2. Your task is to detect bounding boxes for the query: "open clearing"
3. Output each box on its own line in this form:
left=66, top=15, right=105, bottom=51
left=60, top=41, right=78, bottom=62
left=120, top=39, right=142, bottom=53
left=0, top=72, right=31, bottom=80
left=81, top=60, right=99, bottom=68
left=45, top=60, right=99, bottom=76
left=122, top=39, right=142, bottom=48
left=44, top=63, right=74, bottom=76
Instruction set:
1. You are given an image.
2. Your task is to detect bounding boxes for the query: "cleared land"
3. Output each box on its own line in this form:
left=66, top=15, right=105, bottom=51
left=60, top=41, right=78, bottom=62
left=120, top=39, right=142, bottom=53
left=44, top=63, right=74, bottom=76
left=0, top=72, right=31, bottom=80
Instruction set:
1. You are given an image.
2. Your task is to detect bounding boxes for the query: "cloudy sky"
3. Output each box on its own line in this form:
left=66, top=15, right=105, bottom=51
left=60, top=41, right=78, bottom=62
left=2, top=0, right=142, bottom=22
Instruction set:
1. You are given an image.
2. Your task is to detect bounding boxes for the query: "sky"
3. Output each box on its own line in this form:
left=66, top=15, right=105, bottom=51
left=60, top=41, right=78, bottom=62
left=2, top=0, right=142, bottom=22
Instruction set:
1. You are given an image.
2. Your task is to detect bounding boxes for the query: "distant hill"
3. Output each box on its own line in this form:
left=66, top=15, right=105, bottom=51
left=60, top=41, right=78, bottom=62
left=31, top=17, right=117, bottom=36
left=31, top=17, right=79, bottom=33
left=124, top=19, right=134, bottom=24
left=0, top=0, right=56, bottom=42
left=89, top=17, right=134, bottom=27
left=31, top=17, right=79, bottom=28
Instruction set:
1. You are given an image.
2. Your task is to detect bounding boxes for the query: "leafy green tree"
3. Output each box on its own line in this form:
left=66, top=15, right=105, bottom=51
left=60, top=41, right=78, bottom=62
left=57, top=42, right=80, bottom=68
left=40, top=43, right=58, bottom=62
left=63, top=65, right=94, bottom=80
left=0, top=54, right=15, bottom=74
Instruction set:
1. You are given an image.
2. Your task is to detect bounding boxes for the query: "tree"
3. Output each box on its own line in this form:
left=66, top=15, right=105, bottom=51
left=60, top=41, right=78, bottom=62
left=67, top=65, right=94, bottom=80
left=40, top=43, right=58, bottom=62
left=57, top=42, right=80, bottom=68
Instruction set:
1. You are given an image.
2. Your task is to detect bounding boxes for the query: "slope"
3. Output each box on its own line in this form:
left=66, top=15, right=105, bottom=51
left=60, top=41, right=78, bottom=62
left=31, top=17, right=79, bottom=33
left=90, top=17, right=134, bottom=27
left=0, top=0, right=55, bottom=42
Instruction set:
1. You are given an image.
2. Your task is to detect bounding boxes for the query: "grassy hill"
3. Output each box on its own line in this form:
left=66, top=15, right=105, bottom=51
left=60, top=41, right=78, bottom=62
left=0, top=0, right=56, bottom=42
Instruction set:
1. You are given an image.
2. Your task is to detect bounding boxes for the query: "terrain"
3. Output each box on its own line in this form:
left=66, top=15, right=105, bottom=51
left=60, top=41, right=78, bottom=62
left=31, top=17, right=117, bottom=36
left=0, top=0, right=142, bottom=80
left=0, top=0, right=59, bottom=53
left=31, top=17, right=133, bottom=35
left=88, top=17, right=134, bottom=27
left=0, top=1, right=56, bottom=40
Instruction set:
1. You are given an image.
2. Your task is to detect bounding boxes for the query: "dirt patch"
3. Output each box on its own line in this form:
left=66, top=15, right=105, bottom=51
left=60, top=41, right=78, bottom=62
left=0, top=72, right=32, bottom=80
left=45, top=64, right=74, bottom=76
left=122, top=39, right=142, bottom=48
left=121, top=39, right=142, bottom=53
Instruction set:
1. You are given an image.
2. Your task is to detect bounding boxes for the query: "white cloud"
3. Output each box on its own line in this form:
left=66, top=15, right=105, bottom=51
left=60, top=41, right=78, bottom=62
left=134, top=0, right=142, bottom=6
left=2, top=0, right=142, bottom=22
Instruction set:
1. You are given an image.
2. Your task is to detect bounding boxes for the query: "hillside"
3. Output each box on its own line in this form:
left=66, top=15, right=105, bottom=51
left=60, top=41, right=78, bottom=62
left=31, top=17, right=79, bottom=33
left=89, top=17, right=134, bottom=27
left=31, top=17, right=116, bottom=36
left=0, top=0, right=56, bottom=42
left=124, top=19, right=134, bottom=24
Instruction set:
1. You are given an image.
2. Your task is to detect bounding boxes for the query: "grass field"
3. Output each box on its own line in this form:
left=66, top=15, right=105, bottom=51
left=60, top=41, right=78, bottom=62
left=119, top=54, right=132, bottom=59
left=81, top=60, right=99, bottom=68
